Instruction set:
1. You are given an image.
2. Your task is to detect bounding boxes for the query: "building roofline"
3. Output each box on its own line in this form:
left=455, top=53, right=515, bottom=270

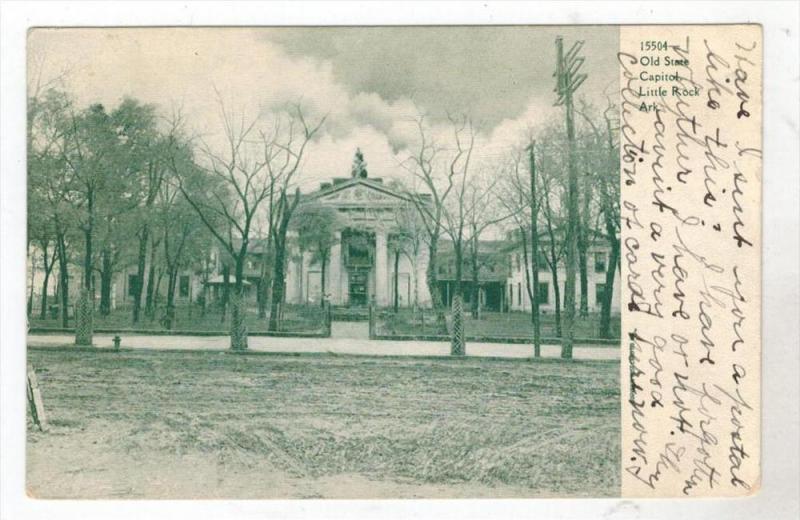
left=305, top=177, right=421, bottom=204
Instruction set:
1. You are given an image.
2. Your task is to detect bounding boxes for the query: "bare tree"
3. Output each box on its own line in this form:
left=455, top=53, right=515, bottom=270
left=398, top=113, right=458, bottom=335
left=575, top=97, right=621, bottom=338
left=265, top=106, right=326, bottom=332
left=172, top=93, right=279, bottom=349
left=538, top=145, right=568, bottom=338
left=130, top=112, right=181, bottom=324
left=464, top=167, right=512, bottom=320
left=496, top=141, right=544, bottom=356
left=394, top=200, right=426, bottom=312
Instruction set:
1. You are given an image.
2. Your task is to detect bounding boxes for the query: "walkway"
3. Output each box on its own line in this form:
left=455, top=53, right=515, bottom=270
left=27, top=331, right=619, bottom=361
left=330, top=321, right=370, bottom=339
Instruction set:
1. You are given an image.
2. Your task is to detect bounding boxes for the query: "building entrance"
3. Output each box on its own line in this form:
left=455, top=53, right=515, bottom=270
left=348, top=269, right=369, bottom=306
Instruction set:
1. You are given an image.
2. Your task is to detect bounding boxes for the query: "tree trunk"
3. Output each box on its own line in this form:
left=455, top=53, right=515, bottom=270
left=144, top=235, right=159, bottom=318
left=520, top=226, right=541, bottom=358
left=599, top=236, right=620, bottom=339
left=164, top=267, right=178, bottom=330
left=39, top=264, right=51, bottom=321
left=132, top=226, right=148, bottom=323
left=578, top=155, right=591, bottom=319
left=153, top=268, right=164, bottom=315
left=322, top=253, right=329, bottom=308
left=200, top=266, right=208, bottom=318
left=269, top=191, right=300, bottom=331
left=83, top=190, right=94, bottom=292
left=425, top=238, right=448, bottom=334
left=528, top=144, right=542, bottom=357
left=99, top=248, right=112, bottom=316
left=56, top=233, right=69, bottom=328
left=393, top=250, right=400, bottom=313
left=39, top=244, right=55, bottom=320
left=28, top=252, right=35, bottom=318
left=220, top=263, right=231, bottom=323
left=268, top=241, right=287, bottom=332
left=578, top=239, right=589, bottom=317
left=549, top=256, right=562, bottom=337
left=257, top=247, right=271, bottom=318
left=530, top=246, right=541, bottom=357
left=412, top=254, right=420, bottom=312
left=469, top=237, right=480, bottom=319
left=83, top=231, right=92, bottom=292
left=234, top=254, right=245, bottom=293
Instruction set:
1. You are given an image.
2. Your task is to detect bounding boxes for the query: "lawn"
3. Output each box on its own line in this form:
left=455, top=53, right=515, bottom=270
left=28, top=303, right=327, bottom=334
left=377, top=309, right=621, bottom=340
left=27, top=347, right=620, bottom=499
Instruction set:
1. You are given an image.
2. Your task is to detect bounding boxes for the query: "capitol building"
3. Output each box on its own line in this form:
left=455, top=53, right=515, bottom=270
left=283, top=171, right=432, bottom=308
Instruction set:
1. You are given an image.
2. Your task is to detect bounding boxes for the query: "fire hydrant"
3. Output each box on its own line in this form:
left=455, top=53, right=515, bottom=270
left=113, top=335, right=121, bottom=350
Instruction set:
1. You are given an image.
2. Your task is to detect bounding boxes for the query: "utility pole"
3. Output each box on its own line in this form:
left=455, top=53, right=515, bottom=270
left=527, top=140, right=541, bottom=358
left=554, top=36, right=587, bottom=360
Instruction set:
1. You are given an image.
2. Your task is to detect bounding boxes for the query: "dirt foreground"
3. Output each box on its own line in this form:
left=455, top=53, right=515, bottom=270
left=27, top=347, right=620, bottom=499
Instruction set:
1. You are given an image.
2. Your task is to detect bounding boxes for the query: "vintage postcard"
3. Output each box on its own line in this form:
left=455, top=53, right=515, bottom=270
left=23, top=24, right=761, bottom=499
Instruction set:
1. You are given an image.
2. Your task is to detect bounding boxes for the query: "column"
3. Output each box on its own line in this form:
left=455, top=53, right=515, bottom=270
left=301, top=251, right=311, bottom=303
left=329, top=232, right=342, bottom=304
left=375, top=230, right=388, bottom=306
left=285, top=250, right=296, bottom=303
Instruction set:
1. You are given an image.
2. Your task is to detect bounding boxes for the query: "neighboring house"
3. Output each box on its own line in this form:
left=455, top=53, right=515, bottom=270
left=435, top=240, right=511, bottom=312
left=115, top=265, right=202, bottom=309
left=26, top=244, right=206, bottom=315
left=504, top=234, right=621, bottom=315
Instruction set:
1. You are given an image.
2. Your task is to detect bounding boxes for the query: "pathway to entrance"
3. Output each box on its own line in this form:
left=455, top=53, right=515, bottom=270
left=330, top=321, right=370, bottom=340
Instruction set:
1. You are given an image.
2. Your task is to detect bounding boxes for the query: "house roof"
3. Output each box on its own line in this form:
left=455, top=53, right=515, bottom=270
left=305, top=177, right=426, bottom=205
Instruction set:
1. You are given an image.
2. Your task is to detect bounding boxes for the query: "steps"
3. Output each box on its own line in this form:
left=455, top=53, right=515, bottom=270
left=330, top=306, right=371, bottom=322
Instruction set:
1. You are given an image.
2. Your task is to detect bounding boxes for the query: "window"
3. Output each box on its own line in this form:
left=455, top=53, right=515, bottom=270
left=537, top=282, right=549, bottom=304
left=515, top=254, right=521, bottom=272
left=517, top=283, right=522, bottom=304
left=127, top=274, right=139, bottom=297
left=347, top=242, right=372, bottom=267
left=594, top=252, right=607, bottom=273
left=179, top=275, right=190, bottom=298
left=596, top=283, right=607, bottom=306
left=537, top=252, right=548, bottom=270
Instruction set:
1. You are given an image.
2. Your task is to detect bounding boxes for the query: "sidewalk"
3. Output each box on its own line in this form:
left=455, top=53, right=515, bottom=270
left=27, top=330, right=620, bottom=361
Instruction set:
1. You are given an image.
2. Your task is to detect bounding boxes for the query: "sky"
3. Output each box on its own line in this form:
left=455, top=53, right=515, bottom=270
left=28, top=26, right=618, bottom=192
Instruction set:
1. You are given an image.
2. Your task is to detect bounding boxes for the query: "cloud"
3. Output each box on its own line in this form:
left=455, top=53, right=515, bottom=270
left=28, top=26, right=618, bottom=193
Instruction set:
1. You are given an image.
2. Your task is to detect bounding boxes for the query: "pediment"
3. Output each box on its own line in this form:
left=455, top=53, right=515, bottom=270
left=311, top=180, right=411, bottom=205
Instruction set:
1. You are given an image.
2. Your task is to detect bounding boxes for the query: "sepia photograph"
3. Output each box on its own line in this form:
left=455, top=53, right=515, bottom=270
left=25, top=25, right=623, bottom=499
left=4, top=1, right=799, bottom=519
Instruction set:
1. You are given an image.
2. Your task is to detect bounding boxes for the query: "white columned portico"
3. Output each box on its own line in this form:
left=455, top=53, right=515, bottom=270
left=375, top=230, right=388, bottom=306
left=329, top=231, right=342, bottom=304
